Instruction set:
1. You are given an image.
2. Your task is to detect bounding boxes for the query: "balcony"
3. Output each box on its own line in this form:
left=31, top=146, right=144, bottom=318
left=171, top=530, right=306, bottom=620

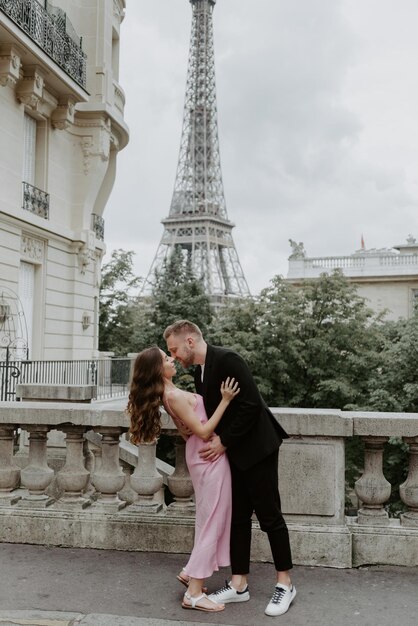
left=0, top=0, right=87, bottom=88
left=0, top=401, right=417, bottom=570
left=91, top=213, right=105, bottom=241
left=22, top=181, right=49, bottom=219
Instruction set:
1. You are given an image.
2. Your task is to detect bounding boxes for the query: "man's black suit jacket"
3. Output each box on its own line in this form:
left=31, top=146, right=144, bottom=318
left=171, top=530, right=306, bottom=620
left=194, top=344, right=288, bottom=471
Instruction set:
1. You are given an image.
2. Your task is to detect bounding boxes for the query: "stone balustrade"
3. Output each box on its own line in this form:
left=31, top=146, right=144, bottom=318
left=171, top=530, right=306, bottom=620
left=287, top=252, right=418, bottom=279
left=0, top=402, right=417, bottom=567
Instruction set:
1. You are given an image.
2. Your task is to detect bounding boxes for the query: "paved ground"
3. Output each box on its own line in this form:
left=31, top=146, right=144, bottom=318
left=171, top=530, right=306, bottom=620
left=0, top=543, right=417, bottom=626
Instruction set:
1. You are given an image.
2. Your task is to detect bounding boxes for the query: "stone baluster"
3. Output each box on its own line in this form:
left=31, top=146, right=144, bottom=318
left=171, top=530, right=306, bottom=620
left=355, top=436, right=391, bottom=525
left=400, top=436, right=418, bottom=527
left=56, top=426, right=90, bottom=508
left=0, top=425, right=21, bottom=505
left=82, top=437, right=96, bottom=499
left=19, top=426, right=54, bottom=507
left=91, top=427, right=126, bottom=511
left=128, top=441, right=163, bottom=513
left=166, top=436, right=195, bottom=516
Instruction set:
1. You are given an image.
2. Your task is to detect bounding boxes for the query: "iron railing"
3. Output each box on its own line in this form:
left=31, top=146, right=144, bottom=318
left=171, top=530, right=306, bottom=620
left=0, top=0, right=87, bottom=88
left=91, top=213, right=105, bottom=241
left=22, top=181, right=49, bottom=219
left=0, top=357, right=132, bottom=401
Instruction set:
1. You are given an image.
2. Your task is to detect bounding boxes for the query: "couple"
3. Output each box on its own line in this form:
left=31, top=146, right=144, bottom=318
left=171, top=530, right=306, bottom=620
left=127, top=320, right=296, bottom=617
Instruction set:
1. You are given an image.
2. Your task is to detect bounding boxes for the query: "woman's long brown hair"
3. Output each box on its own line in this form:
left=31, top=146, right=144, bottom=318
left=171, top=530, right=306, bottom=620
left=127, top=346, right=164, bottom=444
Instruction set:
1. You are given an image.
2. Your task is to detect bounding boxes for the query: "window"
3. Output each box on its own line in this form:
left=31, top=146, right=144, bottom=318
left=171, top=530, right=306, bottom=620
left=23, top=113, right=37, bottom=186
left=22, top=113, right=49, bottom=218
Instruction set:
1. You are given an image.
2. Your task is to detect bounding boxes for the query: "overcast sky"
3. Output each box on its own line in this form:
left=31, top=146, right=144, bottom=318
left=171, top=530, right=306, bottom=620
left=105, top=0, right=418, bottom=295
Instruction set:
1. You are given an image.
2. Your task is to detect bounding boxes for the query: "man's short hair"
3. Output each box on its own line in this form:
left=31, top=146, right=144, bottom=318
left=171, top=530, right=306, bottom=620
left=163, top=320, right=203, bottom=341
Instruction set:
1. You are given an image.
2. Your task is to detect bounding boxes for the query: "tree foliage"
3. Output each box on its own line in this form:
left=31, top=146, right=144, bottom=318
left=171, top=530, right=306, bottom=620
left=99, top=249, right=141, bottom=355
left=211, top=271, right=383, bottom=410
left=141, top=246, right=213, bottom=348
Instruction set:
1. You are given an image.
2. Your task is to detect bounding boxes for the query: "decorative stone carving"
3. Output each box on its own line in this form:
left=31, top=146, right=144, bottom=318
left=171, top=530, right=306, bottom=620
left=400, top=437, right=418, bottom=527
left=21, top=235, right=45, bottom=263
left=129, top=441, right=163, bottom=513
left=166, top=436, right=195, bottom=516
left=52, top=96, right=77, bottom=130
left=75, top=230, right=96, bottom=274
left=75, top=117, right=111, bottom=174
left=0, top=45, right=22, bottom=88
left=289, top=239, right=306, bottom=260
left=38, top=88, right=58, bottom=119
left=113, top=0, right=126, bottom=22
left=355, top=437, right=391, bottom=526
left=16, top=66, right=45, bottom=112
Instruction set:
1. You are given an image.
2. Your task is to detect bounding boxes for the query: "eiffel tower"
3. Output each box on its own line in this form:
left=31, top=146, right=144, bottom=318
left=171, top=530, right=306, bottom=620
left=142, top=0, right=250, bottom=302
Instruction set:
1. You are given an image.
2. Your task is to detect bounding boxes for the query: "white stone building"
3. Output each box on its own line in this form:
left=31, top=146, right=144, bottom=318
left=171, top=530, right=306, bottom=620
left=0, top=0, right=129, bottom=359
left=286, top=236, right=418, bottom=321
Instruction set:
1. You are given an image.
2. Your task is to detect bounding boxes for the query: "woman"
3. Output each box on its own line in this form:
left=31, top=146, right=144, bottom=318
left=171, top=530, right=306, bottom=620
left=127, top=346, right=239, bottom=613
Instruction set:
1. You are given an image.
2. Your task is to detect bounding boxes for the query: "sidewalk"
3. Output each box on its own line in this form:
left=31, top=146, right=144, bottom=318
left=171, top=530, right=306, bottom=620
left=0, top=543, right=417, bottom=626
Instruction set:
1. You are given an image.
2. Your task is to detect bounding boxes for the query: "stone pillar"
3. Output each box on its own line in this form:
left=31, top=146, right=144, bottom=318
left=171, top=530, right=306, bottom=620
left=0, top=425, right=21, bottom=505
left=56, top=426, right=90, bottom=508
left=91, top=427, right=126, bottom=511
left=400, top=437, right=418, bottom=528
left=19, top=426, right=54, bottom=506
left=355, top=436, right=391, bottom=525
left=129, top=441, right=163, bottom=513
left=166, top=436, right=195, bottom=516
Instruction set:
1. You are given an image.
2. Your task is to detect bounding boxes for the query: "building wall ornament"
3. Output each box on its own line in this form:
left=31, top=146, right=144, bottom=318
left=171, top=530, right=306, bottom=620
left=16, top=66, right=45, bottom=112
left=20, top=234, right=45, bottom=263
left=288, top=239, right=306, bottom=260
left=73, top=116, right=111, bottom=174
left=0, top=45, right=22, bottom=88
left=113, top=0, right=126, bottom=22
left=51, top=96, right=77, bottom=130
left=38, top=88, right=58, bottom=119
left=74, top=230, right=97, bottom=274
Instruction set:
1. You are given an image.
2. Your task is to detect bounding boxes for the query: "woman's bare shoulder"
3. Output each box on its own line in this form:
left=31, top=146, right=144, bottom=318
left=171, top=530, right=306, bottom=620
left=166, top=388, right=196, bottom=410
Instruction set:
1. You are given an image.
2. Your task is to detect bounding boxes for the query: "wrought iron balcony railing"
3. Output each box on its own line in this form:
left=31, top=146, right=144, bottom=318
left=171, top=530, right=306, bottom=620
left=0, top=0, right=87, bottom=89
left=91, top=213, right=105, bottom=241
left=22, top=181, right=49, bottom=219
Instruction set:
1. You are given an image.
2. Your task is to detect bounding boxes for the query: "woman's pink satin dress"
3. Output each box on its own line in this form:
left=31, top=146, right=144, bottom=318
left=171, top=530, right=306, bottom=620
left=165, top=393, right=231, bottom=579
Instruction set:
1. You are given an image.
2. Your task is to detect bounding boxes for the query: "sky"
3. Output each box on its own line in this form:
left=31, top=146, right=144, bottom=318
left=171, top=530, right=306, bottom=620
left=105, top=0, right=418, bottom=295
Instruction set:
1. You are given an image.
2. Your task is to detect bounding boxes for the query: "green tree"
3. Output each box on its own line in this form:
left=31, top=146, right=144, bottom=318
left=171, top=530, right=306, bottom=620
left=211, top=271, right=384, bottom=410
left=144, top=246, right=214, bottom=346
left=99, top=249, right=141, bottom=355
left=296, top=270, right=384, bottom=410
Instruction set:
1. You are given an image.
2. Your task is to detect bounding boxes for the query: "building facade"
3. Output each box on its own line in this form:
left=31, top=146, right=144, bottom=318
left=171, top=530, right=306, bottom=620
left=0, top=0, right=128, bottom=359
left=286, top=236, right=418, bottom=321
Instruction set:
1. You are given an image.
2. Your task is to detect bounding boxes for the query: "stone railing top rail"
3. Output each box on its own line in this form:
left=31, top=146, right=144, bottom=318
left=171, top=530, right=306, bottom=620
left=287, top=252, right=418, bottom=279
left=0, top=402, right=417, bottom=438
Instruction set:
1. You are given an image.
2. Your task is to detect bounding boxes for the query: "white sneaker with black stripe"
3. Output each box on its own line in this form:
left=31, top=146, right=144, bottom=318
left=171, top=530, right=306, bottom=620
left=208, top=580, right=250, bottom=604
left=265, top=583, right=296, bottom=616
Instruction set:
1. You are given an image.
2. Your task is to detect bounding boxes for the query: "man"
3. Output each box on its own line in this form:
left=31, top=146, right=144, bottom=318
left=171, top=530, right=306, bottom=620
left=164, top=320, right=296, bottom=617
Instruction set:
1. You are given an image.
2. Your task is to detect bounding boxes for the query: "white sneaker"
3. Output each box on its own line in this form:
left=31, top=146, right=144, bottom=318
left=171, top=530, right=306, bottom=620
left=208, top=580, right=250, bottom=604
left=265, top=583, right=296, bottom=616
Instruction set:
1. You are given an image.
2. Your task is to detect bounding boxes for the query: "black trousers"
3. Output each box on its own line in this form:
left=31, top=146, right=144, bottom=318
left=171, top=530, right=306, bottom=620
left=229, top=449, right=293, bottom=574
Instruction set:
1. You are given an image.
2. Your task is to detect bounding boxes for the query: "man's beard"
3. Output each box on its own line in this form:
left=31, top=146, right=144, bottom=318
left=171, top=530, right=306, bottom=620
left=181, top=346, right=195, bottom=369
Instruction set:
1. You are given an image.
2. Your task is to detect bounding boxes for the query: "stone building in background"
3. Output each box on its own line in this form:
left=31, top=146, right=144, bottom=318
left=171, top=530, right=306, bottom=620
left=0, top=0, right=129, bottom=359
left=286, top=235, right=418, bottom=321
